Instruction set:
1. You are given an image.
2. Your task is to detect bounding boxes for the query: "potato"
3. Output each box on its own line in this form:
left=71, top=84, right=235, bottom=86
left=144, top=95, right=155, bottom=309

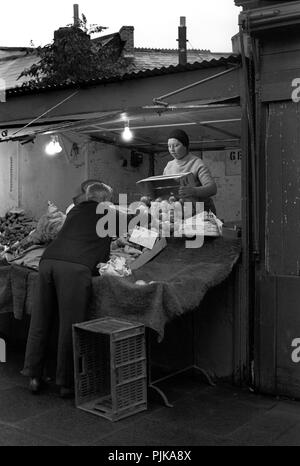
left=160, top=201, right=169, bottom=213
left=137, top=204, right=148, bottom=214
left=174, top=201, right=182, bottom=212
left=140, top=196, right=151, bottom=207
left=161, top=221, right=171, bottom=236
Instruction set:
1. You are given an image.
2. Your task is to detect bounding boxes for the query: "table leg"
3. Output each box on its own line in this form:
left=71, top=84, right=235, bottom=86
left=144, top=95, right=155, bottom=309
left=146, top=328, right=215, bottom=408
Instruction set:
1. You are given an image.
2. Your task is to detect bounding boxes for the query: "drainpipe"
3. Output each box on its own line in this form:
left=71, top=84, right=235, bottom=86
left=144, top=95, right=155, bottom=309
left=239, top=16, right=260, bottom=260
left=178, top=17, right=187, bottom=66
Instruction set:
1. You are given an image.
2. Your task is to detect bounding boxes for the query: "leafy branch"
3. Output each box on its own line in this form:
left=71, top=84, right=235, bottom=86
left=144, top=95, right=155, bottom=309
left=19, top=14, right=133, bottom=88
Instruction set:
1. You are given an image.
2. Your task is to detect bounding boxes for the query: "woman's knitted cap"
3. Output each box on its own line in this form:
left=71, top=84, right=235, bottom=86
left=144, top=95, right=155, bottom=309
left=168, top=129, right=189, bottom=148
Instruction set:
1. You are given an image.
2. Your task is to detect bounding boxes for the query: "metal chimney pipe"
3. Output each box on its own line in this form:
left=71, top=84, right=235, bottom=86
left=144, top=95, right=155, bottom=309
left=178, top=16, right=187, bottom=66
left=73, top=4, right=80, bottom=27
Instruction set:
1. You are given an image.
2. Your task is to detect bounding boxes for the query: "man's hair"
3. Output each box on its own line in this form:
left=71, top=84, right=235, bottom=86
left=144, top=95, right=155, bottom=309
left=85, top=182, right=113, bottom=202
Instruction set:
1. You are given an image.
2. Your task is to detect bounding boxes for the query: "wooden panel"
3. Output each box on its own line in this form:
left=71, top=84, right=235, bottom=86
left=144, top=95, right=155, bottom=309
left=277, top=102, right=300, bottom=275
left=262, top=49, right=300, bottom=73
left=265, top=103, right=284, bottom=273
left=265, top=101, right=300, bottom=275
left=276, top=276, right=300, bottom=398
left=262, top=28, right=300, bottom=54
left=243, top=1, right=300, bottom=32
left=254, top=275, right=277, bottom=394
left=258, top=105, right=267, bottom=262
left=261, top=69, right=300, bottom=101
left=232, top=261, right=249, bottom=384
left=260, top=29, right=300, bottom=101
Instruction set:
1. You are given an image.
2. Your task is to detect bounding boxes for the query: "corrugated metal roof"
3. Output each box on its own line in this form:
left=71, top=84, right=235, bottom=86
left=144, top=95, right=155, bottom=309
left=1, top=43, right=239, bottom=96
left=132, top=48, right=232, bottom=71
left=0, top=47, right=38, bottom=90
left=0, top=46, right=35, bottom=58
left=7, top=56, right=241, bottom=97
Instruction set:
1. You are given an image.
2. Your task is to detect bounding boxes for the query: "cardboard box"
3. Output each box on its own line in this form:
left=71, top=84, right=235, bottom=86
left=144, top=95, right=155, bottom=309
left=130, top=237, right=167, bottom=271
left=136, top=173, right=195, bottom=200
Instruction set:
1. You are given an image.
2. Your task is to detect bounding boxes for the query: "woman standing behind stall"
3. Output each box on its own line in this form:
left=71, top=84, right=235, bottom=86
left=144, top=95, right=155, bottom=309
left=164, top=129, right=217, bottom=214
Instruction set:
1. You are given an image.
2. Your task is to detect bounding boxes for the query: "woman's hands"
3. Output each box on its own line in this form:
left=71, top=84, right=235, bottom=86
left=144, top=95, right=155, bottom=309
left=179, top=183, right=217, bottom=200
left=178, top=186, right=197, bottom=198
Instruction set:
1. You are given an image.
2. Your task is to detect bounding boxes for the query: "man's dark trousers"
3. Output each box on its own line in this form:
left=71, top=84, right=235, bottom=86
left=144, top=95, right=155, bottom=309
left=23, top=259, right=92, bottom=388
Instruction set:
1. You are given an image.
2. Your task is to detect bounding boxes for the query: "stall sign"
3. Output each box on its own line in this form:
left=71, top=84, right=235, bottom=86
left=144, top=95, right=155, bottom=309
left=129, top=226, right=158, bottom=250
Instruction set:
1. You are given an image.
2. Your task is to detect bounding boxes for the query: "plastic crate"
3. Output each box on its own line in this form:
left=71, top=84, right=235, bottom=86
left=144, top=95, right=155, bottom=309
left=72, top=317, right=147, bottom=421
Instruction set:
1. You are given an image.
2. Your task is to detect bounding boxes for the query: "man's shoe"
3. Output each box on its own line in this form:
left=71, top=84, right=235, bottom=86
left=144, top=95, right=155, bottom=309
left=29, top=377, right=42, bottom=394
left=60, top=386, right=75, bottom=399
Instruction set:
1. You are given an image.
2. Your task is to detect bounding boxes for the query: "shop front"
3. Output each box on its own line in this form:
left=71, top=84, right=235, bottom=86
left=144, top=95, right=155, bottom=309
left=0, top=55, right=247, bottom=398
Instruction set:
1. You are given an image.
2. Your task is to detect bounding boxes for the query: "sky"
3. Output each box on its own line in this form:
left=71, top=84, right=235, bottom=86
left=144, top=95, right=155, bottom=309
left=1, top=0, right=241, bottom=52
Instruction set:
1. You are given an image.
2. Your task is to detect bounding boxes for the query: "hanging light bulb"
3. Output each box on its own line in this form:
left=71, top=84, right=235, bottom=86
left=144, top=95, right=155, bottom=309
left=122, top=121, right=133, bottom=141
left=45, top=135, right=63, bottom=156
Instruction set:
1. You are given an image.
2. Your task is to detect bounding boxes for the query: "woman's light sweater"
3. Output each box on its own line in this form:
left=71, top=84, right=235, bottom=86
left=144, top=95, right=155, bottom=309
left=163, top=153, right=216, bottom=213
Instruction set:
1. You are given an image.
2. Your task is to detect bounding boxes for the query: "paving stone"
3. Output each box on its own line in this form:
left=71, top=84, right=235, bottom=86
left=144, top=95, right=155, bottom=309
left=150, top=370, right=209, bottom=394
left=148, top=391, right=264, bottom=437
left=0, top=355, right=27, bottom=387
left=227, top=408, right=300, bottom=445
left=269, top=401, right=300, bottom=420
left=92, top=418, right=236, bottom=446
left=16, top=405, right=137, bottom=446
left=0, top=379, right=18, bottom=391
left=275, top=422, right=300, bottom=446
left=0, top=385, right=67, bottom=423
left=2, top=350, right=300, bottom=446
left=0, top=423, right=67, bottom=446
left=197, top=384, right=278, bottom=410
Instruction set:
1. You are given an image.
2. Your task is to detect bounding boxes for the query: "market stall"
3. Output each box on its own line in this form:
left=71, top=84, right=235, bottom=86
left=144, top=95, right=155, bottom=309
left=0, top=53, right=246, bottom=394
left=0, top=170, right=242, bottom=400
left=0, top=231, right=241, bottom=405
left=0, top=236, right=241, bottom=341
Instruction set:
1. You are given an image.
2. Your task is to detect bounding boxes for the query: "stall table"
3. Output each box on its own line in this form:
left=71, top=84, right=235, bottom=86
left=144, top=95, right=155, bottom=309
left=0, top=237, right=241, bottom=405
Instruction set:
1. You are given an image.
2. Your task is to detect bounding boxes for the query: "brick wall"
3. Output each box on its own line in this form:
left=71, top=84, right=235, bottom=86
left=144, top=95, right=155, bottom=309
left=87, top=141, right=151, bottom=204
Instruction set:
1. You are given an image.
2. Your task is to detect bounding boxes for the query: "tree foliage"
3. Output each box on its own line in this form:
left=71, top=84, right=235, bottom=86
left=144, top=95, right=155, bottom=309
left=19, top=15, right=133, bottom=87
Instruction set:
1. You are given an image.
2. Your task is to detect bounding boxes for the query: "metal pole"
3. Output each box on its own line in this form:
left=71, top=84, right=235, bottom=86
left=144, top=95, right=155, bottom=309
left=73, top=4, right=80, bottom=27
left=178, top=17, right=187, bottom=66
left=153, top=66, right=240, bottom=106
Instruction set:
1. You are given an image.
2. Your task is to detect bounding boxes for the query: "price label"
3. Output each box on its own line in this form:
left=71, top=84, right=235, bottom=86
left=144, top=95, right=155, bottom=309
left=129, top=226, right=158, bottom=250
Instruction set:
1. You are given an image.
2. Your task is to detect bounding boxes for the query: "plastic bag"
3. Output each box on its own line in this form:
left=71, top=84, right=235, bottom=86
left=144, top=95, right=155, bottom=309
left=97, top=256, right=132, bottom=277
left=178, top=210, right=223, bottom=237
left=27, top=201, right=66, bottom=244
